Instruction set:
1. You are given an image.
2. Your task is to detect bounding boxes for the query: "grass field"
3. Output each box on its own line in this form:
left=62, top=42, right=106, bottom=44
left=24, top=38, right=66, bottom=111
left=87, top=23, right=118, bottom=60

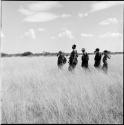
left=1, top=55, right=123, bottom=124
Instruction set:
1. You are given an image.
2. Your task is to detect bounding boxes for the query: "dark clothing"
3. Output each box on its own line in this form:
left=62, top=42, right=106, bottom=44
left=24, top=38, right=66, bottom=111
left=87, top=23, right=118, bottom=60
left=103, top=56, right=108, bottom=66
left=81, top=52, right=89, bottom=68
left=94, top=52, right=102, bottom=67
left=57, top=54, right=66, bottom=66
left=102, top=54, right=110, bottom=71
left=68, top=50, right=78, bottom=71
left=69, top=50, right=78, bottom=66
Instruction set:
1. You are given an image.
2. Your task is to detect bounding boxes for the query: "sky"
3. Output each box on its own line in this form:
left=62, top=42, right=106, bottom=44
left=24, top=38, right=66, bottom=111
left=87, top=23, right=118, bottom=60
left=1, top=1, right=124, bottom=54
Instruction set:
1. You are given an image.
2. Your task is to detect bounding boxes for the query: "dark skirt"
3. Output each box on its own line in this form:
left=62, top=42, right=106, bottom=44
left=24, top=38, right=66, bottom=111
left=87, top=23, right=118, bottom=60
left=94, top=61, right=101, bottom=67
left=81, top=61, right=88, bottom=68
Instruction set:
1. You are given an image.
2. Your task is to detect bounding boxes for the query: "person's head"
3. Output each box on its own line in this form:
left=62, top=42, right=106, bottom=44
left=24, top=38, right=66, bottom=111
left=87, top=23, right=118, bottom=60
left=58, top=51, right=62, bottom=55
left=81, top=48, right=85, bottom=52
left=104, top=50, right=107, bottom=53
left=95, top=48, right=99, bottom=52
left=94, top=48, right=100, bottom=53
left=103, top=50, right=108, bottom=55
left=72, top=44, right=76, bottom=49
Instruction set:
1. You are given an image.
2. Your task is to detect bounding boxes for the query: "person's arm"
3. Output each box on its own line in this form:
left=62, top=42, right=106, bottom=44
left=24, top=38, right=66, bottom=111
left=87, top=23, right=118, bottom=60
left=69, top=52, right=72, bottom=59
left=94, top=54, right=96, bottom=60
left=87, top=53, right=89, bottom=60
left=107, top=55, right=110, bottom=59
left=76, top=50, right=78, bottom=57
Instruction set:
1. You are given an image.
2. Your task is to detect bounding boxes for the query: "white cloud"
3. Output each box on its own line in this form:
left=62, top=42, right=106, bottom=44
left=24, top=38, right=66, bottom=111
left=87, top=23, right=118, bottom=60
left=99, top=18, right=119, bottom=25
left=99, top=32, right=122, bottom=38
left=61, top=14, right=71, bottom=18
left=19, top=8, right=34, bottom=16
left=38, top=28, right=45, bottom=32
left=19, top=2, right=72, bottom=23
left=28, top=1, right=61, bottom=11
left=25, top=28, right=36, bottom=39
left=58, top=29, right=74, bottom=39
left=1, top=32, right=5, bottom=38
left=81, top=33, right=94, bottom=37
left=24, top=12, right=59, bottom=22
left=51, top=36, right=56, bottom=39
left=19, top=1, right=62, bottom=23
left=78, top=13, right=88, bottom=18
left=90, top=1, right=124, bottom=12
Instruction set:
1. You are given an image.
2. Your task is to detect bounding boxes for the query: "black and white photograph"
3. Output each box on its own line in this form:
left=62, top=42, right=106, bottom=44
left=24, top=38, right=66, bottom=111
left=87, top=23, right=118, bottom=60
left=0, top=1, right=123, bottom=124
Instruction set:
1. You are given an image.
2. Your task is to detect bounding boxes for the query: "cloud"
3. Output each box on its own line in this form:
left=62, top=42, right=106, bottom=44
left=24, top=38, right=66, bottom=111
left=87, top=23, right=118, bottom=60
left=19, top=1, right=63, bottom=23
left=99, top=18, right=119, bottom=25
left=38, top=28, right=45, bottom=32
left=61, top=14, right=71, bottom=18
left=24, top=12, right=59, bottom=22
left=81, top=33, right=94, bottom=37
left=28, top=1, right=61, bottom=11
left=58, top=29, right=74, bottom=39
left=21, top=12, right=71, bottom=23
left=99, top=32, right=122, bottom=38
left=19, top=8, right=34, bottom=16
left=1, top=32, right=5, bottom=38
left=25, top=28, right=36, bottom=39
left=78, top=13, right=88, bottom=18
left=90, top=1, right=124, bottom=12
left=51, top=36, right=56, bottom=39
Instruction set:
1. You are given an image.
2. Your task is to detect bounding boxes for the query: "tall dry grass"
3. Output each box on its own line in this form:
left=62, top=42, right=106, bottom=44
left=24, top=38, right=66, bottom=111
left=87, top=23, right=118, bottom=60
left=1, top=55, right=123, bottom=124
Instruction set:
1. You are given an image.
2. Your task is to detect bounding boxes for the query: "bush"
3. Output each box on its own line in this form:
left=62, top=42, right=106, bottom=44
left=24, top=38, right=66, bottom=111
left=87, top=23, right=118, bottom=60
left=22, top=51, right=33, bottom=56
left=1, top=53, right=8, bottom=57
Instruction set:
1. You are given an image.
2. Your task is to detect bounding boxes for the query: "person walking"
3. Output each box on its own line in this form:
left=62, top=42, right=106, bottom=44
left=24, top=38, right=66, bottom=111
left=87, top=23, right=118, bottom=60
left=102, top=50, right=111, bottom=72
left=68, top=44, right=78, bottom=71
left=94, top=48, right=102, bottom=68
left=81, top=48, right=89, bottom=68
left=57, top=51, right=67, bottom=69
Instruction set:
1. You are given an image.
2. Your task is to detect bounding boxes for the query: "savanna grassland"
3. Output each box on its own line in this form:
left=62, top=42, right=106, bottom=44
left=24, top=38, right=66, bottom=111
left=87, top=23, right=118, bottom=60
left=1, top=55, right=123, bottom=124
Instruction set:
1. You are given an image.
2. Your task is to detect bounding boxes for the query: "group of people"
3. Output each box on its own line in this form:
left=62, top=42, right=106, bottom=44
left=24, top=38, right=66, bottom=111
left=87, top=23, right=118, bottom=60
left=57, top=44, right=111, bottom=72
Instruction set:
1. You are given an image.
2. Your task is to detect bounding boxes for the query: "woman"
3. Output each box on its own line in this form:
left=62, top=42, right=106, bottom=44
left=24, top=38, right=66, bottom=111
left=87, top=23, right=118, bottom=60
left=68, top=44, right=78, bottom=71
left=81, top=48, right=89, bottom=68
left=102, top=50, right=111, bottom=72
left=94, top=48, right=102, bottom=68
left=57, top=51, right=67, bottom=69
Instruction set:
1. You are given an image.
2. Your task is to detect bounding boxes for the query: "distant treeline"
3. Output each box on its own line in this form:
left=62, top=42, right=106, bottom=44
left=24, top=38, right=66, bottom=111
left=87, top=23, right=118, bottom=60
left=1, top=51, right=124, bottom=58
